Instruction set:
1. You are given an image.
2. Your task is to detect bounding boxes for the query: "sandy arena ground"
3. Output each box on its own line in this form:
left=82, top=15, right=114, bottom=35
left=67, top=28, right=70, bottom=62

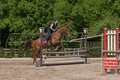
left=0, top=58, right=120, bottom=80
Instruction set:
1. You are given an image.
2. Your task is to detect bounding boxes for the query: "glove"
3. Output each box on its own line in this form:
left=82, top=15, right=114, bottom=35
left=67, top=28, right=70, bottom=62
left=53, top=29, right=56, bottom=32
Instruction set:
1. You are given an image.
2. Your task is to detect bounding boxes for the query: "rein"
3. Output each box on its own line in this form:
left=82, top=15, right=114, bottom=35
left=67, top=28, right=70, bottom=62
left=56, top=28, right=67, bottom=36
left=49, top=30, right=65, bottom=46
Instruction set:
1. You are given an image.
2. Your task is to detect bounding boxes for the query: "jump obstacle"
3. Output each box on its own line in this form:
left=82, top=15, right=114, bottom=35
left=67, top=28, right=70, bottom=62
left=38, top=28, right=88, bottom=66
left=102, top=28, right=120, bottom=74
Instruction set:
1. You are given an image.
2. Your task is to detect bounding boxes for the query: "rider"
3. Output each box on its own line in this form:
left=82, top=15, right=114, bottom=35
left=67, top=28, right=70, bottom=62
left=45, top=18, right=59, bottom=43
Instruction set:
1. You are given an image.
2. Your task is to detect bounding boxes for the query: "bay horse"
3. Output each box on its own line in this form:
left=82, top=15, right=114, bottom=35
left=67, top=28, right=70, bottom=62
left=23, top=26, right=70, bottom=65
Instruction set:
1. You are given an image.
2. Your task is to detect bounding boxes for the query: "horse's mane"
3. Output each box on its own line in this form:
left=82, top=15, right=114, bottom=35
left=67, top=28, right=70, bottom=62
left=57, top=26, right=69, bottom=32
left=51, top=26, right=70, bottom=37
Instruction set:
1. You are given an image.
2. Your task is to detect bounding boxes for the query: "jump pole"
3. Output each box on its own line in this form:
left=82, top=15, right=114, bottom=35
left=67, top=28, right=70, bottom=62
left=102, top=28, right=119, bottom=74
left=83, top=28, right=88, bottom=63
left=39, top=28, right=88, bottom=65
left=39, top=27, right=44, bottom=66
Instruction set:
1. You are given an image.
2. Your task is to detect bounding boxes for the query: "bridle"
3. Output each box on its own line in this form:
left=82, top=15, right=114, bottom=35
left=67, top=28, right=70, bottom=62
left=56, top=28, right=70, bottom=37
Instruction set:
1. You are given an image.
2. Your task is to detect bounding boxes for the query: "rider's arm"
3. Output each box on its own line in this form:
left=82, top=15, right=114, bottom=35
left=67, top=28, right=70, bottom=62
left=50, top=23, right=55, bottom=31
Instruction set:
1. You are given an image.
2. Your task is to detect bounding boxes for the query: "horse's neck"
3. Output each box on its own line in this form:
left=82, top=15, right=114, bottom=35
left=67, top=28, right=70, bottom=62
left=56, top=28, right=64, bottom=34
left=53, top=31, right=62, bottom=39
left=51, top=29, right=63, bottom=41
left=46, top=28, right=65, bottom=47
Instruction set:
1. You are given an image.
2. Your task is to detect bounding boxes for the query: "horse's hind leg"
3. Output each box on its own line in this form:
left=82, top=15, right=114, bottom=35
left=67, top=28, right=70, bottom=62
left=43, top=49, right=48, bottom=59
left=33, top=52, right=38, bottom=65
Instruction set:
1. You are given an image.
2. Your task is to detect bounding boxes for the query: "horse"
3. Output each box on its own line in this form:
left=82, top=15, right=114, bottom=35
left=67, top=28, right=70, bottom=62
left=23, top=26, right=70, bottom=65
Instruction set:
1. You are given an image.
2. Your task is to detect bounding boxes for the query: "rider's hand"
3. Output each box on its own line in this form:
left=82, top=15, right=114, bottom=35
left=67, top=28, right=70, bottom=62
left=53, top=29, right=56, bottom=32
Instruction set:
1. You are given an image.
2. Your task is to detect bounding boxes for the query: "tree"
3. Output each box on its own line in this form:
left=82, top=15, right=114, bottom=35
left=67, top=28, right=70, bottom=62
left=72, top=0, right=120, bottom=36
left=53, top=0, right=78, bottom=38
left=1, top=0, right=120, bottom=47
left=0, top=0, right=54, bottom=47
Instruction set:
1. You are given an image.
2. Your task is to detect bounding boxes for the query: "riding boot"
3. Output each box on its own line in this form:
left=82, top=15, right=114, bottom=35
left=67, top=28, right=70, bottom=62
left=45, top=35, right=49, bottom=43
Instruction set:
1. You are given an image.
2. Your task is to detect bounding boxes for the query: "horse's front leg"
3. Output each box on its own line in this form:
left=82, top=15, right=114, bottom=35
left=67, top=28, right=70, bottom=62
left=55, top=43, right=62, bottom=52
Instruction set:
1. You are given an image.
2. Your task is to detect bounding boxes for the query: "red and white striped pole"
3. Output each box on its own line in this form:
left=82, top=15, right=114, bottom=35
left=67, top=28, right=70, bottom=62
left=103, top=28, right=108, bottom=74
left=115, top=28, right=119, bottom=73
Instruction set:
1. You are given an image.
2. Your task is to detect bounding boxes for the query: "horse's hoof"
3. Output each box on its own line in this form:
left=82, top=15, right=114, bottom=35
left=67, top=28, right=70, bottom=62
left=33, top=62, right=37, bottom=65
left=43, top=55, right=47, bottom=59
left=44, top=57, right=47, bottom=59
left=36, top=63, right=38, bottom=67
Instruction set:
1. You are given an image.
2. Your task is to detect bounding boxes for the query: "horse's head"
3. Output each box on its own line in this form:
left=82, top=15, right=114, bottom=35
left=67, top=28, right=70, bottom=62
left=63, top=26, right=70, bottom=37
left=57, top=26, right=70, bottom=37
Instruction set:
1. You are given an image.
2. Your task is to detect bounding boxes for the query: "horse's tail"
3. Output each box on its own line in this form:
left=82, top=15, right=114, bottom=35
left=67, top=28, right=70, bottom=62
left=23, top=39, right=34, bottom=53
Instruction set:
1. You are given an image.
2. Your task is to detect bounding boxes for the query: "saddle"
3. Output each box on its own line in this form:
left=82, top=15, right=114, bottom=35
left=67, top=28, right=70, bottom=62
left=43, top=33, right=54, bottom=41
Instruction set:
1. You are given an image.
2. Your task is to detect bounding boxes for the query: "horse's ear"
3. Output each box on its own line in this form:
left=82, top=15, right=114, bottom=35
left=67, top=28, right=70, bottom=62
left=66, top=26, right=70, bottom=29
left=65, top=26, right=68, bottom=28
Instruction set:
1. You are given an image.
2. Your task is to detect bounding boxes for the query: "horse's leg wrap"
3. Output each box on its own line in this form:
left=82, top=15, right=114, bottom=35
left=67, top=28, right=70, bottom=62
left=55, top=44, right=62, bottom=51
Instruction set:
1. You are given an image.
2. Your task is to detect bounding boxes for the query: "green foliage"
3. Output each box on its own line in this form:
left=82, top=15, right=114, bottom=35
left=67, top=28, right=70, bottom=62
left=54, top=0, right=76, bottom=38
left=17, top=47, right=33, bottom=58
left=0, top=0, right=53, bottom=42
left=89, top=15, right=120, bottom=36
left=17, top=47, right=24, bottom=57
left=0, top=47, right=4, bottom=57
left=25, top=49, right=33, bottom=57
left=88, top=47, right=101, bottom=57
left=1, top=0, right=120, bottom=47
left=4, top=48, right=14, bottom=58
left=71, top=0, right=120, bottom=36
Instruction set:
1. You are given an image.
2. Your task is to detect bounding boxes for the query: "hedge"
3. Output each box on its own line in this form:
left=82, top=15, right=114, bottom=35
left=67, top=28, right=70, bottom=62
left=0, top=47, right=101, bottom=58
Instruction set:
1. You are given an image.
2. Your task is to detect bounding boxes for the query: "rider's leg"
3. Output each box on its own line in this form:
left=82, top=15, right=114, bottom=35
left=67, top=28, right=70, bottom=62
left=45, top=34, right=50, bottom=41
left=45, top=30, right=51, bottom=42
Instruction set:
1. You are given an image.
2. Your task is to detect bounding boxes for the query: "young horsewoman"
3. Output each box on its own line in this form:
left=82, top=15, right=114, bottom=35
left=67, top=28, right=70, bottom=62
left=45, top=18, right=59, bottom=43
